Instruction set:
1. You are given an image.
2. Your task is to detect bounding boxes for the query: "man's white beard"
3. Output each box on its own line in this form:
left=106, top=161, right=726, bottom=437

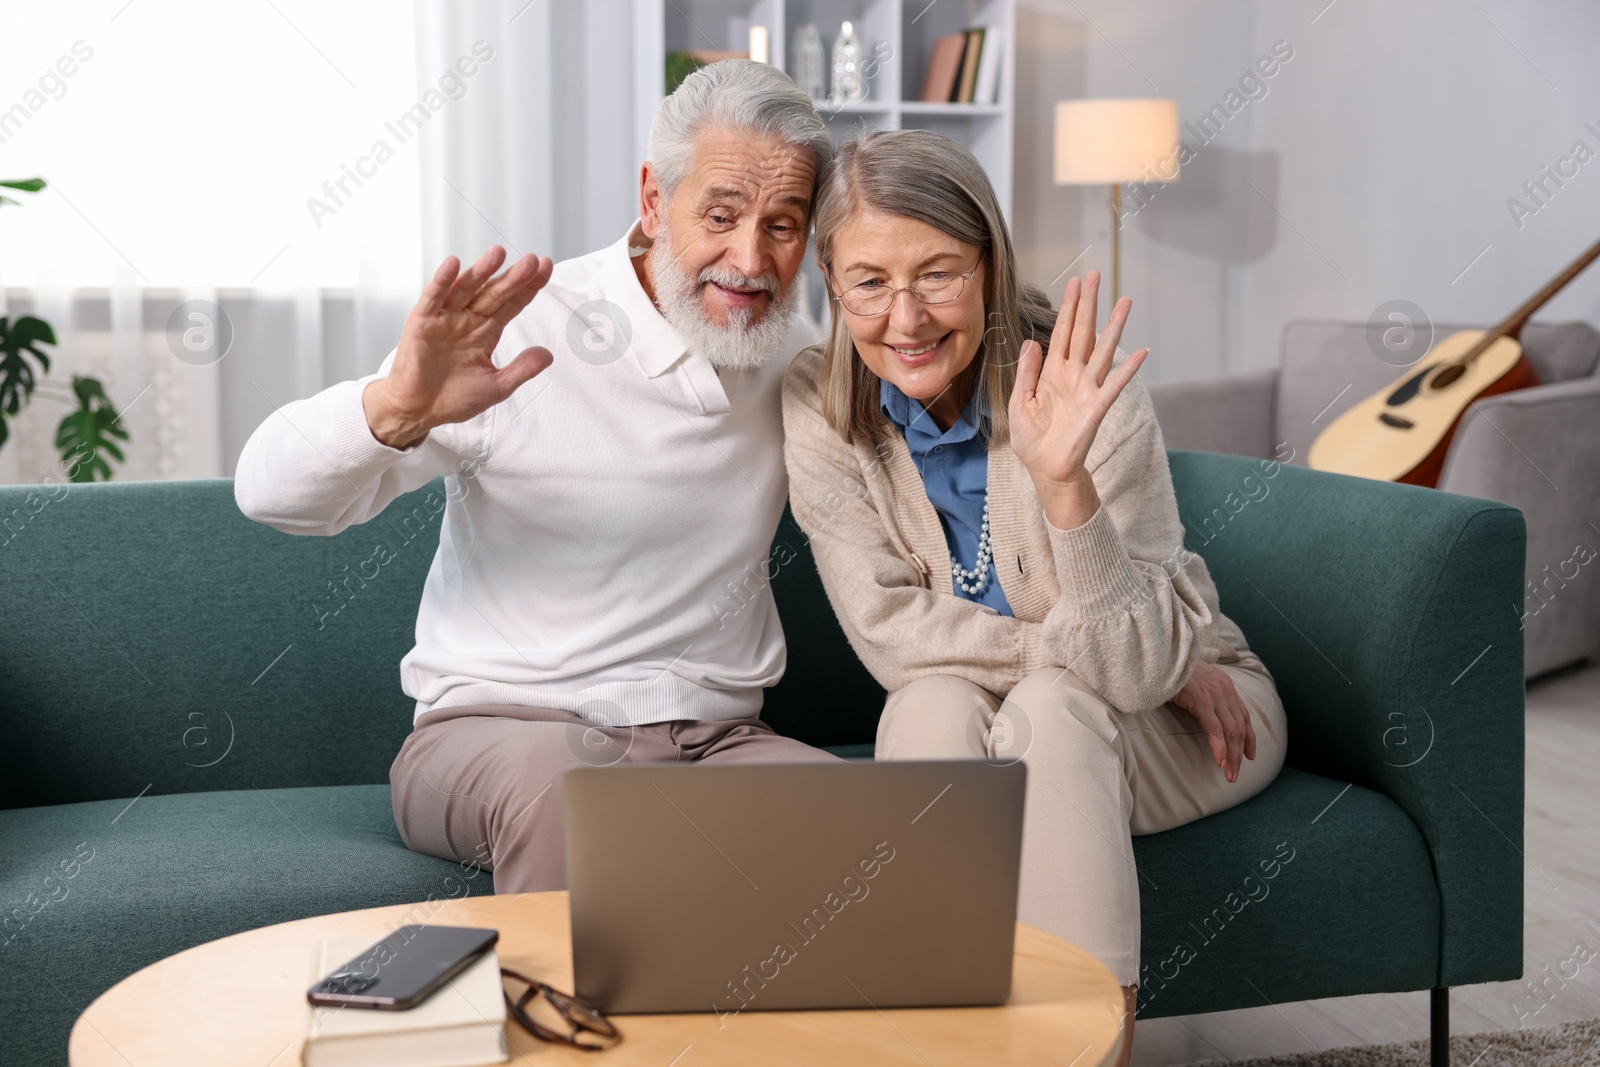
left=649, top=227, right=799, bottom=370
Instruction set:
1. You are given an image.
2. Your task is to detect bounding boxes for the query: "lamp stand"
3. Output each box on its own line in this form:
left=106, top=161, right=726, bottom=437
left=1109, top=183, right=1122, bottom=304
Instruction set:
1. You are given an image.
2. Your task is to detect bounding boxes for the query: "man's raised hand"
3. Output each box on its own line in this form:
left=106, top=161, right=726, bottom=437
left=363, top=246, right=555, bottom=450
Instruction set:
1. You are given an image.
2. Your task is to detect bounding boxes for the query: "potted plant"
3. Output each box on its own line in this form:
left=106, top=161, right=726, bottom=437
left=1, top=177, right=129, bottom=482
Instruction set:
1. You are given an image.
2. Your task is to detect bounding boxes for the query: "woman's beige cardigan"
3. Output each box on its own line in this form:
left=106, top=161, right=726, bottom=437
left=779, top=344, right=1270, bottom=715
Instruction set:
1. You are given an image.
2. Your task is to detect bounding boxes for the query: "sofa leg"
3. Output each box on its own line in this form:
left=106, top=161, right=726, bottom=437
left=1431, top=986, right=1449, bottom=1066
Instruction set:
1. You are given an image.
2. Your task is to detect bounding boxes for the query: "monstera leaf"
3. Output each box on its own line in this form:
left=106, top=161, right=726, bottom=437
left=0, top=315, right=56, bottom=450
left=54, top=375, right=129, bottom=483
left=0, top=177, right=46, bottom=208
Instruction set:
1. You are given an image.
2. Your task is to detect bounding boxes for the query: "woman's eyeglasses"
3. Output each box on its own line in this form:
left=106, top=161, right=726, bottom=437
left=500, top=967, right=620, bottom=1051
left=830, top=262, right=980, bottom=316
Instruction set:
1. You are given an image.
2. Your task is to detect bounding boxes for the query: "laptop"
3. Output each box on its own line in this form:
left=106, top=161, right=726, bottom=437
left=563, top=759, right=1026, bottom=1015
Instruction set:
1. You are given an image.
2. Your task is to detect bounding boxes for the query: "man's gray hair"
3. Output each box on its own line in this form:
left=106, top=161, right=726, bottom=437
left=648, top=60, right=834, bottom=199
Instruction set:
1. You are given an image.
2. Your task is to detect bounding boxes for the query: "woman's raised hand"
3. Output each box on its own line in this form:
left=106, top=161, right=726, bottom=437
left=363, top=246, right=556, bottom=450
left=1007, top=271, right=1148, bottom=505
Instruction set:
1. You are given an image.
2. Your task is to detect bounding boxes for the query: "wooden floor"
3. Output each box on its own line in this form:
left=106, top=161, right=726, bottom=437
left=1133, top=659, right=1600, bottom=1066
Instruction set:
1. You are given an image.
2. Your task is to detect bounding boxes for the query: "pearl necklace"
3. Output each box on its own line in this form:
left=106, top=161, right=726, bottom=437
left=951, top=495, right=993, bottom=595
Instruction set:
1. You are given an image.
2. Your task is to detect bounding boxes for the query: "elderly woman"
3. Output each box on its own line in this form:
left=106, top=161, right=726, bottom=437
left=780, top=129, right=1288, bottom=1060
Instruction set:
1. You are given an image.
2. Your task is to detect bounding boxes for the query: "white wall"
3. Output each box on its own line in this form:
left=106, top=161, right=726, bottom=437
left=546, top=0, right=1600, bottom=383
left=1012, top=0, right=1600, bottom=383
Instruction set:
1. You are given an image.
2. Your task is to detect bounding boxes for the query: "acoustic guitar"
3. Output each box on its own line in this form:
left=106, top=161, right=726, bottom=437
left=1309, top=234, right=1600, bottom=487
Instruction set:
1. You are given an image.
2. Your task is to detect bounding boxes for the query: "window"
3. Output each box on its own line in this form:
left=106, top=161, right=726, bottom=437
left=0, top=2, right=421, bottom=288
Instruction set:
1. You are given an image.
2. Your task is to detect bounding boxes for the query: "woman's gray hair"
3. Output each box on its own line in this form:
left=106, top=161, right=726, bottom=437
left=811, top=129, right=1058, bottom=448
left=648, top=60, right=834, bottom=200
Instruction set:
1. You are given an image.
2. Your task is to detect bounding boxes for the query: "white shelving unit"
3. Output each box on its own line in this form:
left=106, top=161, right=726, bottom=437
left=631, top=0, right=1017, bottom=219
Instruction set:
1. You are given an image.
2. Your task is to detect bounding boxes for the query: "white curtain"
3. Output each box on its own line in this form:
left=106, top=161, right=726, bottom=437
left=0, top=0, right=559, bottom=485
left=415, top=1, right=556, bottom=275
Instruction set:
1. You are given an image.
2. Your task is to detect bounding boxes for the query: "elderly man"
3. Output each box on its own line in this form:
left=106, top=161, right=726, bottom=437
left=235, top=61, right=838, bottom=892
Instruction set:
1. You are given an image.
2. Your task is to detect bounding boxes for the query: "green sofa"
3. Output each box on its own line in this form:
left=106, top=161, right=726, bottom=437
left=0, top=451, right=1524, bottom=1064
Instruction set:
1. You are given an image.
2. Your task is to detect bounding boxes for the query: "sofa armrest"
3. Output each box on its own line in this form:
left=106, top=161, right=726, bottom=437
left=1168, top=450, right=1525, bottom=987
left=1147, top=368, right=1278, bottom=458
left=1441, top=375, right=1600, bottom=492
left=1440, top=377, right=1600, bottom=676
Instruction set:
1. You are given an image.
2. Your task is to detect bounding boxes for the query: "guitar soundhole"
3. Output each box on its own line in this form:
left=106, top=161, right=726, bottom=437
left=1385, top=364, right=1436, bottom=406
left=1430, top=364, right=1466, bottom=389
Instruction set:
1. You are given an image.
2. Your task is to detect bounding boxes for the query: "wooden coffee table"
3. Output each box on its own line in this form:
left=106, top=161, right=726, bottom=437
left=69, top=892, right=1125, bottom=1066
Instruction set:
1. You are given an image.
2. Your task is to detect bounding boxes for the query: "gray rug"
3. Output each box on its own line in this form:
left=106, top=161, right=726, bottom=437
left=1182, top=1018, right=1600, bottom=1066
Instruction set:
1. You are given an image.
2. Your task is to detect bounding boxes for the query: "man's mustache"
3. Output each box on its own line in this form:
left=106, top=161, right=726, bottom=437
left=698, top=264, right=779, bottom=296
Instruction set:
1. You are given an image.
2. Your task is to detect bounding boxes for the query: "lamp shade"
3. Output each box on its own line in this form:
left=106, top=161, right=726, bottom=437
left=1053, top=98, right=1180, bottom=185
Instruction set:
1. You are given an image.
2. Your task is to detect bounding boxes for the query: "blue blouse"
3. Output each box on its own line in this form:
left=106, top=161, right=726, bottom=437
left=879, top=378, right=1014, bottom=616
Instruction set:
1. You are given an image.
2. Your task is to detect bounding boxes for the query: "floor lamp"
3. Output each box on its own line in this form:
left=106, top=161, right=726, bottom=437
left=1053, top=98, right=1180, bottom=303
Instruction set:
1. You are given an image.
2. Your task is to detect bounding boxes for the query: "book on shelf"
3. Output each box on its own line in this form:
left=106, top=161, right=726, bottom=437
left=955, top=28, right=985, bottom=103
left=973, top=26, right=1005, bottom=104
left=302, top=937, right=508, bottom=1067
left=919, top=32, right=967, bottom=102
left=918, top=28, right=1004, bottom=105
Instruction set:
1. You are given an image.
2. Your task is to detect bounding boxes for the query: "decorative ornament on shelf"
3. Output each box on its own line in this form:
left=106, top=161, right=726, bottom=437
left=828, top=20, right=869, bottom=106
left=791, top=23, right=826, bottom=101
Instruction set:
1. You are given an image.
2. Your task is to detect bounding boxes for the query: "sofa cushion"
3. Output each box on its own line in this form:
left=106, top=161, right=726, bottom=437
left=0, top=485, right=883, bottom=811
left=763, top=507, right=888, bottom=748
left=1132, top=767, right=1439, bottom=1018
left=0, top=784, right=492, bottom=1067
left=1274, top=319, right=1600, bottom=464
left=0, top=479, right=446, bottom=810
left=1519, top=320, right=1600, bottom=382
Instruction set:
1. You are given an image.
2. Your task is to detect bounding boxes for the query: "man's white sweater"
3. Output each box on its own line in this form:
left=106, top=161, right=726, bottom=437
left=235, top=222, right=813, bottom=725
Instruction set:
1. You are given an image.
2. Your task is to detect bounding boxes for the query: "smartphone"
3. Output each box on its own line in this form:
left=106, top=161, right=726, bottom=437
left=307, top=924, right=499, bottom=1010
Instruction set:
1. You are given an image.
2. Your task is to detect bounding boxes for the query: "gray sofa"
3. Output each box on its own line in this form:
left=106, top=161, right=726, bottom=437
left=1150, top=319, right=1600, bottom=679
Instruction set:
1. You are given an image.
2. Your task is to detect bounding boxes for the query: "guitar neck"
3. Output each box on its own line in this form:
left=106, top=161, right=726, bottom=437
left=1461, top=233, right=1600, bottom=363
